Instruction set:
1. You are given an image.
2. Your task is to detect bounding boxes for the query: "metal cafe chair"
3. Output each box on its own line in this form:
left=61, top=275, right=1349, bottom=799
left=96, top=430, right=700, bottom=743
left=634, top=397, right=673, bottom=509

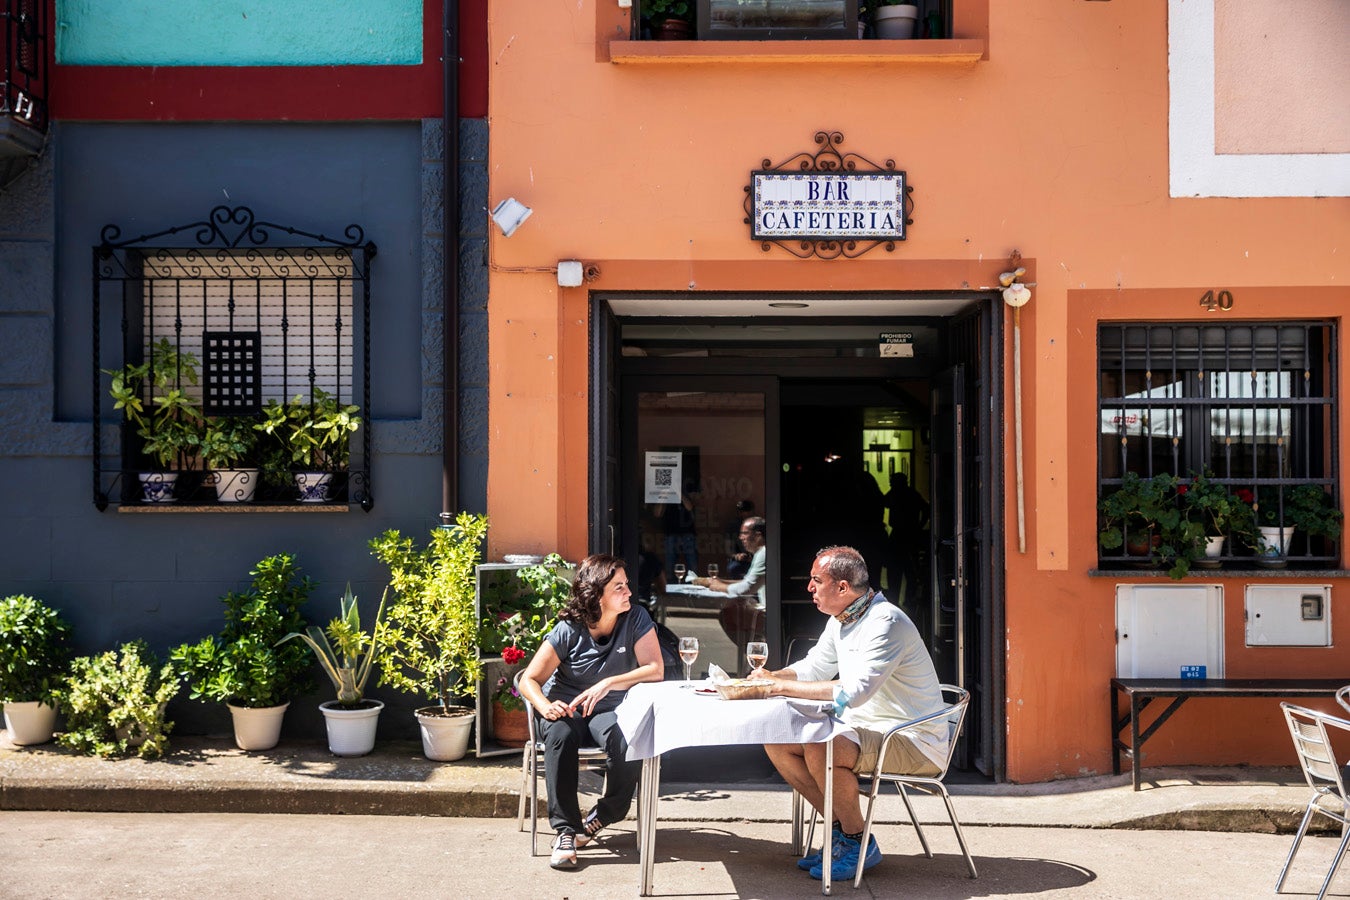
left=515, top=671, right=610, bottom=855
left=1276, top=701, right=1350, bottom=900
left=796, top=684, right=978, bottom=887
left=1336, top=684, right=1350, bottom=716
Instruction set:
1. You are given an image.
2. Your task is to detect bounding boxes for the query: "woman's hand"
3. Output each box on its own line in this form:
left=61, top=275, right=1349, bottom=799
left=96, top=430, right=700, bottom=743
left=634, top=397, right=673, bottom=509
left=568, top=679, right=613, bottom=718
left=538, top=699, right=572, bottom=721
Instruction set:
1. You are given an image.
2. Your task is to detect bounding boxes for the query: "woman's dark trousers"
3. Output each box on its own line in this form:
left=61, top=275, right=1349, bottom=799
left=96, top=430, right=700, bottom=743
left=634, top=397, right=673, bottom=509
left=541, top=709, right=640, bottom=834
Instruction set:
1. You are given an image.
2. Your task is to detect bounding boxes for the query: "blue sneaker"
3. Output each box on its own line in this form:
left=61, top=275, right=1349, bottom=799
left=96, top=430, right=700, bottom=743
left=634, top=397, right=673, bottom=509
left=809, top=834, right=882, bottom=881
left=796, top=823, right=843, bottom=871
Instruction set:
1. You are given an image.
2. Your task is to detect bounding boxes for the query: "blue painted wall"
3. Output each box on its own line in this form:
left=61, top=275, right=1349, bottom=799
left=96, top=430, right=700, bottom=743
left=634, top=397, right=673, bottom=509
left=56, top=0, right=423, bottom=66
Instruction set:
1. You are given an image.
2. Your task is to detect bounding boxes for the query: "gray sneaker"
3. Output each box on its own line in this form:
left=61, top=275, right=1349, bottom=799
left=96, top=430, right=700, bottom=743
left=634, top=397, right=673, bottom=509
left=550, top=831, right=578, bottom=868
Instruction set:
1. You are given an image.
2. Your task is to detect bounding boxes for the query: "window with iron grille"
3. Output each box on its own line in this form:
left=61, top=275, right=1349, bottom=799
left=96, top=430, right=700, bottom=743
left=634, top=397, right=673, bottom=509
left=93, top=206, right=375, bottom=511
left=1098, top=322, right=1340, bottom=568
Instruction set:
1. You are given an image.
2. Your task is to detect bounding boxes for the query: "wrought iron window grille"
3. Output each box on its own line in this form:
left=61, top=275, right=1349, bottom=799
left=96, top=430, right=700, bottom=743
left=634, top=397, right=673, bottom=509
left=93, top=206, right=376, bottom=511
left=0, top=0, right=48, bottom=186
left=1097, top=321, right=1340, bottom=569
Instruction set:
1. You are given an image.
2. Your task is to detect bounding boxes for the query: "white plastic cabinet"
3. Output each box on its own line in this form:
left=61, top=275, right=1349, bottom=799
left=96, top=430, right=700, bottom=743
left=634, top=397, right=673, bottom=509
left=1245, top=585, right=1332, bottom=647
left=1115, top=584, right=1225, bottom=678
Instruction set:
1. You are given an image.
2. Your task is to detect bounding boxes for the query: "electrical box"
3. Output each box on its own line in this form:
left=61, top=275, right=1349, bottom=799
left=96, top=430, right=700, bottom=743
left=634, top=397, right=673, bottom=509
left=1116, top=584, right=1225, bottom=678
left=1245, top=585, right=1332, bottom=647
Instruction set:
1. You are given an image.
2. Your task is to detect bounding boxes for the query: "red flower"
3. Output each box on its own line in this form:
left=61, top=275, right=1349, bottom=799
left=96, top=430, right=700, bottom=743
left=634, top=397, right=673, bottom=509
left=1236, top=488, right=1255, bottom=504
left=1176, top=484, right=1188, bottom=495
left=502, top=645, right=526, bottom=665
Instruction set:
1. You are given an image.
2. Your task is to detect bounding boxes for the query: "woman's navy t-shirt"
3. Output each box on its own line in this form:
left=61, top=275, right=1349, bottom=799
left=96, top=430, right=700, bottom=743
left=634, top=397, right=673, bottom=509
left=544, top=605, right=656, bottom=715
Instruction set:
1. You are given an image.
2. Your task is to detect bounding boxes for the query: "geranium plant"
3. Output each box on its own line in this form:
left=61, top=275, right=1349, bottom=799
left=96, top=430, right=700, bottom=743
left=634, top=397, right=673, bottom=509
left=1099, top=472, right=1205, bottom=579
left=481, top=555, right=571, bottom=710
left=1180, top=471, right=1258, bottom=546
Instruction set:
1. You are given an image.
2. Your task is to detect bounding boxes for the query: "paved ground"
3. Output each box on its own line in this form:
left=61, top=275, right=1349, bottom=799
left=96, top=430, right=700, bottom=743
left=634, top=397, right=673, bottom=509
left=4, top=811, right=1346, bottom=899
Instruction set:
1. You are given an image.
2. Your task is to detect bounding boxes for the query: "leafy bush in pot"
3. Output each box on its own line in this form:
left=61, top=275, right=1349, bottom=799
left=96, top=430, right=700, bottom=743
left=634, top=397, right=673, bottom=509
left=0, top=594, right=72, bottom=705
left=172, top=554, right=315, bottom=708
left=56, top=640, right=178, bottom=759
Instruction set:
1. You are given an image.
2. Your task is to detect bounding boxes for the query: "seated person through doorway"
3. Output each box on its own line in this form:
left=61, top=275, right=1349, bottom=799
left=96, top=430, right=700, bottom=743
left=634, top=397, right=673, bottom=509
left=516, top=554, right=665, bottom=870
left=693, top=515, right=766, bottom=609
left=723, top=499, right=757, bottom=578
left=749, top=545, right=947, bottom=881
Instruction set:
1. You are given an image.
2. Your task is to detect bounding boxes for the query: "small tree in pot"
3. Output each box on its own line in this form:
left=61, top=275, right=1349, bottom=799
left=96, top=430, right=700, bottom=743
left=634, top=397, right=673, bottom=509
left=0, top=594, right=73, bottom=745
left=171, top=554, right=315, bottom=750
left=370, top=512, right=488, bottom=761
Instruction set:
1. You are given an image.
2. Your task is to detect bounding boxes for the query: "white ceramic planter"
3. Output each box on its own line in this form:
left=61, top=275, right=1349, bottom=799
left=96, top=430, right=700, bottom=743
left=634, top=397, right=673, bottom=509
left=3, top=700, right=58, bottom=745
left=874, top=5, right=919, bottom=39
left=1257, top=525, right=1295, bottom=567
left=212, top=468, right=259, bottom=503
left=294, top=472, right=334, bottom=503
left=415, top=706, right=475, bottom=761
left=1204, top=535, right=1226, bottom=557
left=138, top=472, right=178, bottom=503
left=228, top=702, right=288, bottom=751
left=320, top=699, right=383, bottom=757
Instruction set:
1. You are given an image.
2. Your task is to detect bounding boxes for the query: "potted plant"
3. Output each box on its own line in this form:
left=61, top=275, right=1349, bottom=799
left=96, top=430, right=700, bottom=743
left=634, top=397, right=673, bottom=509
left=1099, top=472, right=1204, bottom=578
left=0, top=594, right=73, bottom=746
left=1255, top=484, right=1343, bottom=565
left=55, top=640, right=178, bottom=759
left=370, top=512, right=488, bottom=761
left=201, top=415, right=261, bottom=503
left=280, top=585, right=387, bottom=757
left=171, top=554, right=315, bottom=751
left=873, top=1, right=919, bottom=39
left=479, top=554, right=573, bottom=747
left=1179, top=472, right=1258, bottom=566
left=257, top=387, right=362, bottom=502
left=643, top=0, right=693, bottom=40
left=105, top=337, right=204, bottom=502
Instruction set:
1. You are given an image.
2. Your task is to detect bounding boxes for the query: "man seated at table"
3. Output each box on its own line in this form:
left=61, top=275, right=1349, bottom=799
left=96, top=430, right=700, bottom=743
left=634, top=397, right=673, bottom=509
left=693, top=516, right=767, bottom=653
left=750, top=545, right=947, bottom=882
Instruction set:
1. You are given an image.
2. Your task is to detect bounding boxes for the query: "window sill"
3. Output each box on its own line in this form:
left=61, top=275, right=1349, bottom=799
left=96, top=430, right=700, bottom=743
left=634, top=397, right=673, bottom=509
left=608, top=38, right=986, bottom=66
left=1089, top=568, right=1350, bottom=579
left=117, top=504, right=352, bottom=514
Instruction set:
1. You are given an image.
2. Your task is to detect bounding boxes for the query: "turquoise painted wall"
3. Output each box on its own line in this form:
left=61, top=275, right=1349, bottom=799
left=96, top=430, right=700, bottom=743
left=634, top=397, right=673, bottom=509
left=56, top=1, right=423, bottom=66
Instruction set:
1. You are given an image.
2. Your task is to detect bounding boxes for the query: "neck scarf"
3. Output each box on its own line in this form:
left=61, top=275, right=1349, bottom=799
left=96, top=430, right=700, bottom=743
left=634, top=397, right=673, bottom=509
left=834, top=589, right=875, bottom=626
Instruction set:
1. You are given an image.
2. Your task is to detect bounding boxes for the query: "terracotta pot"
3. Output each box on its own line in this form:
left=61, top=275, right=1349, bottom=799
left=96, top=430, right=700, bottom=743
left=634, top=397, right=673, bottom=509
left=492, top=700, right=530, bottom=748
left=656, top=19, right=692, bottom=41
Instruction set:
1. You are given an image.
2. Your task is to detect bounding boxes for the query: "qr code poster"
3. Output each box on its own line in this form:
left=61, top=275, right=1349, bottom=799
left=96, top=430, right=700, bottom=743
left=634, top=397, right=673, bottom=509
left=645, top=451, right=683, bottom=504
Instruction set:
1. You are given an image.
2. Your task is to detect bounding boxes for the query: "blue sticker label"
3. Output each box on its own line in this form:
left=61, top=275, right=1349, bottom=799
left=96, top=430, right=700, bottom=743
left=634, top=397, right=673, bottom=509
left=1180, top=665, right=1207, bottom=680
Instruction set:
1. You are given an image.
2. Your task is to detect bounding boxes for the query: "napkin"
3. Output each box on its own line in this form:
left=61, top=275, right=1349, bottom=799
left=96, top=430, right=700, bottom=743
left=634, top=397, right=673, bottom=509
left=706, top=663, right=731, bottom=685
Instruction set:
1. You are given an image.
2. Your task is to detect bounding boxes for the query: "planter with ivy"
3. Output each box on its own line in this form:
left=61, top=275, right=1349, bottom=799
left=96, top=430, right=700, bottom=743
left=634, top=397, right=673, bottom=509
left=0, top=594, right=73, bottom=745
left=171, top=554, right=315, bottom=751
left=371, top=513, right=487, bottom=761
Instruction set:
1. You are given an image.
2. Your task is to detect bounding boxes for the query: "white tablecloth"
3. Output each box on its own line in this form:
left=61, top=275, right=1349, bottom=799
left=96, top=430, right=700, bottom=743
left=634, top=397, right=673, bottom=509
left=617, top=680, right=857, bottom=761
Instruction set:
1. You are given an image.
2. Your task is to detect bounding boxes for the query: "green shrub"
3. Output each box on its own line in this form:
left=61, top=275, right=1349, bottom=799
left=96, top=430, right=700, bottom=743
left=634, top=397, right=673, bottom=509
left=171, top=554, right=315, bottom=708
left=0, top=594, right=72, bottom=704
left=57, top=640, right=178, bottom=759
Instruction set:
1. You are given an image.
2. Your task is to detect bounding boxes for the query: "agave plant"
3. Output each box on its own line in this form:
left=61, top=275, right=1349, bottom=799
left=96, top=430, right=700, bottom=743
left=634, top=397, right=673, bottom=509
left=280, top=585, right=386, bottom=707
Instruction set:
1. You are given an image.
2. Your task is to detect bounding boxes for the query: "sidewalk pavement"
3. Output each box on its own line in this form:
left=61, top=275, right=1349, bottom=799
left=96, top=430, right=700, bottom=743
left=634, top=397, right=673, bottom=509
left=0, top=734, right=1323, bottom=835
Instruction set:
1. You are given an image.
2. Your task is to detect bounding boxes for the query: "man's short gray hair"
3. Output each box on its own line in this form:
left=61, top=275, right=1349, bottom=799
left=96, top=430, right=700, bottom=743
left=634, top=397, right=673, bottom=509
left=815, top=545, right=870, bottom=591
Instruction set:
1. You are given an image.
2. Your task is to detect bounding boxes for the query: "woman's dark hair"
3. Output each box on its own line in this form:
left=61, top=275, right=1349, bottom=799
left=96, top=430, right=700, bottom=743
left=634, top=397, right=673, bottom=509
left=559, top=553, right=627, bottom=628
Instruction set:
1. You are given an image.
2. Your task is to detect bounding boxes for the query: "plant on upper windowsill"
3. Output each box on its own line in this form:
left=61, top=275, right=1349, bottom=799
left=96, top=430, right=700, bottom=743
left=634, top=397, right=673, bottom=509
left=201, top=415, right=261, bottom=503
left=643, top=0, right=693, bottom=40
left=1179, top=472, right=1258, bottom=566
left=873, top=0, right=920, bottom=39
left=256, top=387, right=362, bottom=503
left=1099, top=472, right=1205, bottom=579
left=105, top=338, right=204, bottom=502
left=1254, top=483, right=1343, bottom=561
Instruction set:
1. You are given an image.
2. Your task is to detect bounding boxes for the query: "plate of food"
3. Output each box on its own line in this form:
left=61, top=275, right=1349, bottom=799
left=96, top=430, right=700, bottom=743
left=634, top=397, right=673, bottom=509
left=713, top=678, right=773, bottom=701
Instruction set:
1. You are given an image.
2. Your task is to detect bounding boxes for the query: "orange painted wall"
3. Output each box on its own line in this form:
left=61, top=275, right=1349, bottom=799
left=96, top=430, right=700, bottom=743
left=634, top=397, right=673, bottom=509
left=487, top=2, right=1349, bottom=781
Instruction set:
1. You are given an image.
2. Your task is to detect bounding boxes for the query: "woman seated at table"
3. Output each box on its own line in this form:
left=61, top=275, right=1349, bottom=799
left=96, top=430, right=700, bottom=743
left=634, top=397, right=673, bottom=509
left=518, top=553, right=664, bottom=869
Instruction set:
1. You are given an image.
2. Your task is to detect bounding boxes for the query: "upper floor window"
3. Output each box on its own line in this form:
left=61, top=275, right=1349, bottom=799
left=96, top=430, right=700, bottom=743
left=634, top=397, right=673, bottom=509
left=1098, top=322, right=1340, bottom=570
left=93, top=206, right=375, bottom=511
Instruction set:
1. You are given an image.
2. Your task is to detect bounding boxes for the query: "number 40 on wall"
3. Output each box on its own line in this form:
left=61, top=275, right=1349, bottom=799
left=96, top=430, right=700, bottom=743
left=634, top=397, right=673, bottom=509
left=1199, top=289, right=1234, bottom=312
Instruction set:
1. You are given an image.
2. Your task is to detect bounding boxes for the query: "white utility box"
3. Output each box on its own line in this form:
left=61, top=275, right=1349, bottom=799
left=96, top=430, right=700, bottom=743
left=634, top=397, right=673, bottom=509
left=1116, top=584, right=1225, bottom=678
left=1245, top=585, right=1332, bottom=647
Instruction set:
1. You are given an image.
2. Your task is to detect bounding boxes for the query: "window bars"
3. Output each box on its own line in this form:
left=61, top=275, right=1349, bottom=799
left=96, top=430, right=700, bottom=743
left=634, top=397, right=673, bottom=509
left=93, top=206, right=375, bottom=511
left=1098, top=322, right=1339, bottom=568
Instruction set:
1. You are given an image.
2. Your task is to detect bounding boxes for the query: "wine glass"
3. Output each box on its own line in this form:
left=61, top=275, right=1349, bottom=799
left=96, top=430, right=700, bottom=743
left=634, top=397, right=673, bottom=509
left=707, top=563, right=719, bottom=580
left=678, top=637, right=700, bottom=685
left=746, top=641, right=769, bottom=675
left=673, top=562, right=687, bottom=584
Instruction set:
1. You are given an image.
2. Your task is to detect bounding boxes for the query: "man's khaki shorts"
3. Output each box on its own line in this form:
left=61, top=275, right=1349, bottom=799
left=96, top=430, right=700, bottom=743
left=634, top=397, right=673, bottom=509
left=853, top=726, right=942, bottom=778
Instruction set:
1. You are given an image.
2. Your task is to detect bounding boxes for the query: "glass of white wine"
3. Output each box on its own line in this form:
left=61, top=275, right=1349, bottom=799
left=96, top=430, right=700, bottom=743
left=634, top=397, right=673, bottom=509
left=679, top=636, right=700, bottom=685
left=673, top=562, right=687, bottom=584
left=746, top=641, right=769, bottom=675
left=707, top=563, right=719, bottom=580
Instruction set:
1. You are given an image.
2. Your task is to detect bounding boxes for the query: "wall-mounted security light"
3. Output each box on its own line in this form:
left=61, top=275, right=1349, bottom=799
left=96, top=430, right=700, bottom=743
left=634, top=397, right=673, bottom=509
left=491, top=198, right=532, bottom=237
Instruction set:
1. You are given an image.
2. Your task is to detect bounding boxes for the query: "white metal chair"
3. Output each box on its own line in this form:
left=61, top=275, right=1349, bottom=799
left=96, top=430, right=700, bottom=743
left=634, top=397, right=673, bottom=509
left=515, top=671, right=610, bottom=855
left=797, top=684, right=978, bottom=887
left=1336, top=684, right=1350, bottom=716
left=1276, top=702, right=1350, bottom=900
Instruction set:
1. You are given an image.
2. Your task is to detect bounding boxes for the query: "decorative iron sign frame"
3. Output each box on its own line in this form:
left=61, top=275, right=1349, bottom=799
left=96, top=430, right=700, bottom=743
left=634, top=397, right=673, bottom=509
left=743, top=130, right=914, bottom=260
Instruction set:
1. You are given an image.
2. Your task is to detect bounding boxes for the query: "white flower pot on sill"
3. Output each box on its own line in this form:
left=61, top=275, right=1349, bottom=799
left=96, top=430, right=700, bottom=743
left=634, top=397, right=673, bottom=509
left=1257, top=525, right=1295, bottom=567
left=139, top=472, right=178, bottom=503
left=294, top=472, right=333, bottom=503
left=211, top=468, right=259, bottom=503
left=874, top=5, right=919, bottom=39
